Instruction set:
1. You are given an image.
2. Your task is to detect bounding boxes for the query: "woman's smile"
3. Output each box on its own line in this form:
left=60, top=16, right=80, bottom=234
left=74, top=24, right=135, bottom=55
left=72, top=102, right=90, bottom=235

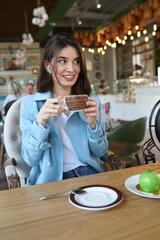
left=62, top=74, right=75, bottom=81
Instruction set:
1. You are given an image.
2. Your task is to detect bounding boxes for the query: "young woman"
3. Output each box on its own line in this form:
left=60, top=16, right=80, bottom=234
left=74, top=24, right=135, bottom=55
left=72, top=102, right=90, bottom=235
left=20, top=33, right=108, bottom=186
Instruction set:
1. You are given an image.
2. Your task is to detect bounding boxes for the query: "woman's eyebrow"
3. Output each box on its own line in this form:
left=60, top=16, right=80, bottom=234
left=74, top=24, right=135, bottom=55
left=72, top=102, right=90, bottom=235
left=57, top=56, right=80, bottom=60
left=57, top=56, right=67, bottom=59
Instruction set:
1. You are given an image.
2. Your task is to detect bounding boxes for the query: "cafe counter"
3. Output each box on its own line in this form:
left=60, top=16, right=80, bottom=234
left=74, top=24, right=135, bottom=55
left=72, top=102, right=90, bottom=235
left=99, top=85, right=160, bottom=128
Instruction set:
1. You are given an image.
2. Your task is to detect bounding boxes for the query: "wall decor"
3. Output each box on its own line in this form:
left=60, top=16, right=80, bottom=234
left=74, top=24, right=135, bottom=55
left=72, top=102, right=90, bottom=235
left=0, top=77, right=6, bottom=85
left=95, top=72, right=102, bottom=79
left=93, top=53, right=101, bottom=62
left=27, top=56, right=39, bottom=65
left=94, top=62, right=101, bottom=70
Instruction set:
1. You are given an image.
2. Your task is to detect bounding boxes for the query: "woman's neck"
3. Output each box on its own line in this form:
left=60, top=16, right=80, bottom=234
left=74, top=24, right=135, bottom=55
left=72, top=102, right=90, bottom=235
left=52, top=86, right=71, bottom=98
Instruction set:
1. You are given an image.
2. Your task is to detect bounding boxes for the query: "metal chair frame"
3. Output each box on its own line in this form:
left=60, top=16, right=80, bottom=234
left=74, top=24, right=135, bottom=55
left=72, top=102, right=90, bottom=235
left=142, top=100, right=160, bottom=164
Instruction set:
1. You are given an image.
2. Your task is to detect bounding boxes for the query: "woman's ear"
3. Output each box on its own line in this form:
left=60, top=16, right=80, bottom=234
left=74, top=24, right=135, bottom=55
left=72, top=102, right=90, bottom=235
left=44, top=60, right=51, bottom=74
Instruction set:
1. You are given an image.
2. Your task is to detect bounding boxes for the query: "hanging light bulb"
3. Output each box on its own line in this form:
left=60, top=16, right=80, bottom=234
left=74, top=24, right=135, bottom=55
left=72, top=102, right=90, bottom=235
left=137, top=31, right=141, bottom=38
left=124, top=35, right=127, bottom=40
left=111, top=42, right=117, bottom=48
left=135, top=25, right=139, bottom=30
left=96, top=0, right=101, bottom=9
left=152, top=31, right=156, bottom=36
left=143, top=29, right=147, bottom=35
left=122, top=40, right=126, bottom=45
left=82, top=47, right=85, bottom=52
left=145, top=36, right=149, bottom=42
left=153, top=24, right=157, bottom=31
left=130, top=35, right=134, bottom=40
left=116, top=36, right=119, bottom=41
left=128, top=30, right=132, bottom=35
left=77, top=17, right=82, bottom=25
left=104, top=46, right=107, bottom=50
left=118, top=39, right=122, bottom=44
left=101, top=50, right=105, bottom=55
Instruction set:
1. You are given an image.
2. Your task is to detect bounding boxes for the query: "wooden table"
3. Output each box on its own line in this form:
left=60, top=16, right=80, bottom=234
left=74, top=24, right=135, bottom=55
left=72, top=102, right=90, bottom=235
left=1, top=163, right=160, bottom=240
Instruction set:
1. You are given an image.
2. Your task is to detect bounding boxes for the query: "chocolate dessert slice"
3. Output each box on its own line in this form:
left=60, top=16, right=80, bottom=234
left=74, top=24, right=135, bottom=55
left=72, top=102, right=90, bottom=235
left=65, top=95, right=88, bottom=111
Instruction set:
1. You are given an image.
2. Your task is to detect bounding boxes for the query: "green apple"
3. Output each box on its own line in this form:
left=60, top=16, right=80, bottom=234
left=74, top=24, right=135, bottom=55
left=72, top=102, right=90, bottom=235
left=139, top=170, right=160, bottom=193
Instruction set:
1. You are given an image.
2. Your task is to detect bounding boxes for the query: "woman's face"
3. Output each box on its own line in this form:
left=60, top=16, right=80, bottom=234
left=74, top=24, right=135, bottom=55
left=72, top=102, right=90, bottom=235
left=50, top=46, right=81, bottom=90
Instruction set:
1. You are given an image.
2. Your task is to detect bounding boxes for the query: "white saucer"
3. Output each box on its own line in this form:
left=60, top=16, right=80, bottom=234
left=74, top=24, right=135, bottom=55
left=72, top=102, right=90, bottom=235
left=69, top=184, right=123, bottom=211
left=125, top=174, right=160, bottom=199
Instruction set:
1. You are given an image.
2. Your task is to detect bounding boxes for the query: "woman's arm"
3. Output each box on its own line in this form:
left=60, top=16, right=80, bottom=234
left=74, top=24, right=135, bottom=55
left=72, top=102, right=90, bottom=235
left=20, top=98, right=51, bottom=167
left=83, top=95, right=108, bottom=157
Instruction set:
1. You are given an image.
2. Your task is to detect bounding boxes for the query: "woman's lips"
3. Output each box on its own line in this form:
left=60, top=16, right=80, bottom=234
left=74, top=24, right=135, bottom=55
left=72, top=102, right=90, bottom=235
left=63, top=75, right=75, bottom=81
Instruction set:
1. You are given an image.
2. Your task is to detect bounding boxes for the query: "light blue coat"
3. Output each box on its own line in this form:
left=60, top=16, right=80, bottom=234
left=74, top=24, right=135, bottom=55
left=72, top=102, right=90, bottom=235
left=20, top=92, right=108, bottom=186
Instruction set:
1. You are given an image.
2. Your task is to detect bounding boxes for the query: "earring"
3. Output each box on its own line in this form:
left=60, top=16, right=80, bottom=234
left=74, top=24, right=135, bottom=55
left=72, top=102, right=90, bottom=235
left=47, top=65, right=51, bottom=74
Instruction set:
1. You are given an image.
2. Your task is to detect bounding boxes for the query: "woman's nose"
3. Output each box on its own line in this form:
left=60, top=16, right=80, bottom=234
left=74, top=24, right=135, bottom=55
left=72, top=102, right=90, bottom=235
left=67, top=62, right=74, bottom=71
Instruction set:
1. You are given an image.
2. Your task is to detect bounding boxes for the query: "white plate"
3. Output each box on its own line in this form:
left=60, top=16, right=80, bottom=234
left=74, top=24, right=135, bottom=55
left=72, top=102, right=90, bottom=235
left=125, top=174, right=160, bottom=199
left=69, top=184, right=123, bottom=211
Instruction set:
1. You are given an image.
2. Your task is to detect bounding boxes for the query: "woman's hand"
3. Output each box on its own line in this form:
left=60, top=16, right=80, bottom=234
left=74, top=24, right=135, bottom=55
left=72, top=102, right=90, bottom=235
left=36, top=97, right=65, bottom=127
left=83, top=97, right=98, bottom=129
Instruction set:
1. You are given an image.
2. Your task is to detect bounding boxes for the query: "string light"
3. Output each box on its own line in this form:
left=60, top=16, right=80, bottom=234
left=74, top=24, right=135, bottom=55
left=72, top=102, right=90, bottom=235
left=77, top=17, right=82, bottom=25
left=118, top=39, right=122, bottom=44
left=122, top=40, right=126, bottom=45
left=137, top=31, right=141, bottom=38
left=116, top=36, right=119, bottom=41
left=153, top=24, right=157, bottom=31
left=130, top=35, right=134, bottom=40
left=152, top=31, right=156, bottom=36
left=145, top=36, right=149, bottom=42
left=124, top=35, right=127, bottom=40
left=96, top=0, right=101, bottom=9
left=128, top=30, right=132, bottom=35
left=143, top=29, right=147, bottom=35
left=111, top=42, right=117, bottom=48
left=135, top=25, right=139, bottom=30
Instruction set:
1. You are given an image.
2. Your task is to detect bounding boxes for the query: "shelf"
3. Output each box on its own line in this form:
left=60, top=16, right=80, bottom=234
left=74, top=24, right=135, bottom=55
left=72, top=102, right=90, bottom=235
left=132, top=48, right=153, bottom=55
left=141, top=57, right=153, bottom=61
left=132, top=40, right=152, bottom=48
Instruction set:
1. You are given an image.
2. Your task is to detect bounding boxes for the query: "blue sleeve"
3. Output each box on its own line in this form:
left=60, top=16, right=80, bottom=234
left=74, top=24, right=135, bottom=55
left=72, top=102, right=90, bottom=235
left=87, top=95, right=108, bottom=157
left=20, top=97, right=51, bottom=167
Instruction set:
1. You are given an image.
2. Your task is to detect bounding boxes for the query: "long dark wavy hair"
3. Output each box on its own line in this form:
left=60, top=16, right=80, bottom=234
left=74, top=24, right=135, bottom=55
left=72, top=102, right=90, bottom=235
left=37, top=32, right=91, bottom=95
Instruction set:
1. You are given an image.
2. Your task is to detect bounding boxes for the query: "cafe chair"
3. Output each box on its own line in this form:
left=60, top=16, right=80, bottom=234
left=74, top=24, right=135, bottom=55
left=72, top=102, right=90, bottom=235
left=3, top=96, right=31, bottom=188
left=106, top=116, right=147, bottom=167
left=142, top=100, right=160, bottom=164
left=101, top=150, right=126, bottom=171
left=102, top=102, right=112, bottom=131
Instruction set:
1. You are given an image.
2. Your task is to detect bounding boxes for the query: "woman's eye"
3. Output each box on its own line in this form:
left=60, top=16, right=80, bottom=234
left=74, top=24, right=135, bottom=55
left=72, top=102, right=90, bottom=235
left=74, top=59, right=80, bottom=64
left=59, top=60, right=66, bottom=64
